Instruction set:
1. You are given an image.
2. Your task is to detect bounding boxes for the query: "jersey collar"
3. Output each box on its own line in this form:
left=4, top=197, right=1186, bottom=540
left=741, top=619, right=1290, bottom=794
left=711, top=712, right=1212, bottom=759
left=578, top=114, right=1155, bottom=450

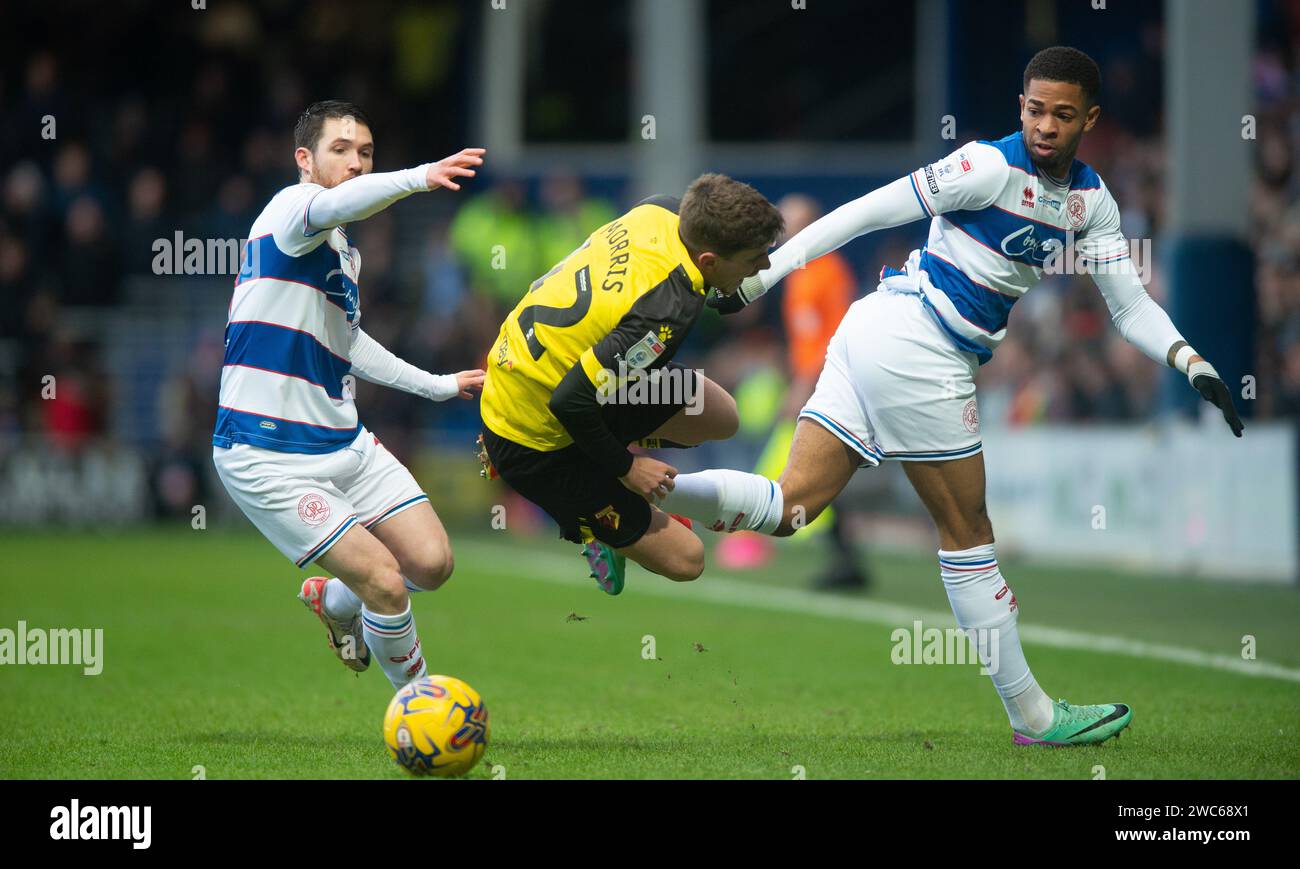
left=672, top=229, right=707, bottom=293
left=1038, top=166, right=1071, bottom=188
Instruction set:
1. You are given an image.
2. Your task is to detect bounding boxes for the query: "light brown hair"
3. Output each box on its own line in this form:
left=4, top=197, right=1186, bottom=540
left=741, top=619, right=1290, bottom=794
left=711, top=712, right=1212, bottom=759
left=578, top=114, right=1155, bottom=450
left=679, top=173, right=783, bottom=257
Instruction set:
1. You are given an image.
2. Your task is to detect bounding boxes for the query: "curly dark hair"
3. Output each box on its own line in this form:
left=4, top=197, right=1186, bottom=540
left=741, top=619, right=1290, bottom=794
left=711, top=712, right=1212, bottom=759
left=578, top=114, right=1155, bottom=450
left=1023, top=46, right=1101, bottom=105
left=679, top=173, right=783, bottom=257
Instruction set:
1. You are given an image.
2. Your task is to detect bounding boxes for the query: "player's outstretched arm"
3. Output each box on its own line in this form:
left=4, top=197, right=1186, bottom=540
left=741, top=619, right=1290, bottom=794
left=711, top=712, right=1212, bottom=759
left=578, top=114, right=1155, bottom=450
left=1089, top=267, right=1242, bottom=436
left=1083, top=183, right=1243, bottom=437
left=350, top=329, right=484, bottom=401
left=709, top=176, right=925, bottom=314
left=306, top=148, right=486, bottom=230
left=709, top=141, right=1007, bottom=315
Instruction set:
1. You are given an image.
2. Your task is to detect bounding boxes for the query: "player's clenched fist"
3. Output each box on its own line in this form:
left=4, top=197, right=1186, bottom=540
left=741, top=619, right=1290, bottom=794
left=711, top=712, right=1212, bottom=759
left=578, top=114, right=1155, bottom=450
left=426, top=148, right=486, bottom=191
left=621, top=456, right=678, bottom=503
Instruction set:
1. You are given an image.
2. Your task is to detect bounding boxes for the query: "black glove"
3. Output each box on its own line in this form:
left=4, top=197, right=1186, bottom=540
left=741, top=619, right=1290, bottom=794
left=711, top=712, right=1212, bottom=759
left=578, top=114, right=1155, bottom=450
left=1191, top=372, right=1244, bottom=437
left=706, top=288, right=748, bottom=315
left=706, top=275, right=766, bottom=316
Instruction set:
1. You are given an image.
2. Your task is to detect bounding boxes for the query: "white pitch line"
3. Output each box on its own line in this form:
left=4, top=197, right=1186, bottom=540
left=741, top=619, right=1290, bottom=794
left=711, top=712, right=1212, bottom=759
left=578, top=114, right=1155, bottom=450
left=456, top=540, right=1300, bottom=685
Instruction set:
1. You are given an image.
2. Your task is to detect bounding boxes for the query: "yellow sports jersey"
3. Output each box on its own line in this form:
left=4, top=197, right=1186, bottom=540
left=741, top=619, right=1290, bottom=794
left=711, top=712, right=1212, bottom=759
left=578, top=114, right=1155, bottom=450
left=481, top=196, right=706, bottom=459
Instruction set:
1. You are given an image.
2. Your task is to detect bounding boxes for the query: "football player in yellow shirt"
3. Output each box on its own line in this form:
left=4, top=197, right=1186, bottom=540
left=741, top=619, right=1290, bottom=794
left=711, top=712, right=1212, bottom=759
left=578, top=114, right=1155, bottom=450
left=479, top=174, right=783, bottom=594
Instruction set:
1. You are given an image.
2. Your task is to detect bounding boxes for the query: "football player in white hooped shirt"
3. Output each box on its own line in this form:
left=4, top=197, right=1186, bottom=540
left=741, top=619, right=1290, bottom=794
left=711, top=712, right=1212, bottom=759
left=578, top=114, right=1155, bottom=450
left=661, top=47, right=1243, bottom=746
left=211, top=100, right=486, bottom=689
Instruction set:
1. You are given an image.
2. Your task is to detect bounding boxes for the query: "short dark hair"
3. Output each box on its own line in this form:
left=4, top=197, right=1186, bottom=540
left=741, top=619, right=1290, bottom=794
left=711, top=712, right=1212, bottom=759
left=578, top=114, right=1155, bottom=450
left=1023, top=46, right=1101, bottom=105
left=293, top=100, right=372, bottom=153
left=679, top=174, right=783, bottom=257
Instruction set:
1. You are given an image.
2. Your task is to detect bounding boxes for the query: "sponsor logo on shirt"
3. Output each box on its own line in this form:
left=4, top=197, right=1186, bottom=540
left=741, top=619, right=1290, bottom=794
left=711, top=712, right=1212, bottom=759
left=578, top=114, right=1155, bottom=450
left=1000, top=224, right=1064, bottom=266
left=937, top=151, right=973, bottom=181
left=1021, top=186, right=1035, bottom=209
left=624, top=330, right=667, bottom=369
left=924, top=165, right=939, bottom=195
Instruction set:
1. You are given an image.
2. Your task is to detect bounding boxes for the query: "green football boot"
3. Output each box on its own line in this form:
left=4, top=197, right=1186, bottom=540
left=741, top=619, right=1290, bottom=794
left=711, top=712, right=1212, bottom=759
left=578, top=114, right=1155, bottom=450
left=1013, top=699, right=1132, bottom=747
left=582, top=540, right=626, bottom=596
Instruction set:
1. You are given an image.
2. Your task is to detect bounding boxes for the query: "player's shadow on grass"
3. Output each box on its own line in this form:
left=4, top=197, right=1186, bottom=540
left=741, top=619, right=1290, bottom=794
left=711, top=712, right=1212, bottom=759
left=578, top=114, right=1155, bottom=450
left=503, top=732, right=964, bottom=754
left=191, top=730, right=371, bottom=752
left=503, top=735, right=689, bottom=753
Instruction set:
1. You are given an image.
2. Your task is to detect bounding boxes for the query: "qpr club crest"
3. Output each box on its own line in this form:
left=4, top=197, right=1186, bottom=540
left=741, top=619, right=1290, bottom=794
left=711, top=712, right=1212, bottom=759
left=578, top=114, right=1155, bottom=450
left=1067, top=192, right=1087, bottom=228
left=298, top=492, right=332, bottom=527
left=962, top=399, right=980, bottom=434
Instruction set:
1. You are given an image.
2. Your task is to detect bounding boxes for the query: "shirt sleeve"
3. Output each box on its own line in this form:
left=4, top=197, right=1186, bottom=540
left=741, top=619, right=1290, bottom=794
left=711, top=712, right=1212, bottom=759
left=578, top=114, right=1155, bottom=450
left=1082, top=183, right=1185, bottom=365
left=304, top=165, right=431, bottom=231
left=1075, top=180, right=1133, bottom=270
left=349, top=328, right=459, bottom=401
left=758, top=141, right=1007, bottom=292
left=760, top=176, right=925, bottom=290
left=549, top=267, right=702, bottom=477
left=267, top=184, right=331, bottom=257
left=268, top=168, right=431, bottom=257
left=907, top=140, right=1010, bottom=218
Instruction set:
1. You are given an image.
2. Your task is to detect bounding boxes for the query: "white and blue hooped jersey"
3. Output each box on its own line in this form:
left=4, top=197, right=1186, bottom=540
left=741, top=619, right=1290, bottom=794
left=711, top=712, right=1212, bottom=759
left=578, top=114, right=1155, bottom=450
left=213, top=184, right=362, bottom=454
left=897, top=132, right=1129, bottom=363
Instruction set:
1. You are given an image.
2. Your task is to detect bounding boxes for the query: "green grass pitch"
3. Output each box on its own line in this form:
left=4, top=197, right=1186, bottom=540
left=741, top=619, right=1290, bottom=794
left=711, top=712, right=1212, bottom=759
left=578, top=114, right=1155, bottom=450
left=2, top=528, right=1297, bottom=779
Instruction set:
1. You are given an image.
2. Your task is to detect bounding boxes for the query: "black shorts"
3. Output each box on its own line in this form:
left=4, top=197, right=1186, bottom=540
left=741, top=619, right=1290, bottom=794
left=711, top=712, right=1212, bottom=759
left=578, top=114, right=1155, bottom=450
left=483, top=364, right=698, bottom=548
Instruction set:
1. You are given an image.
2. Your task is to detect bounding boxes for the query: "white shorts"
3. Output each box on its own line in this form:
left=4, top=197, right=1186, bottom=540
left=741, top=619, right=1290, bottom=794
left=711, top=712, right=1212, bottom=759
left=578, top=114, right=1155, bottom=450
left=213, top=427, right=429, bottom=568
left=800, top=285, right=983, bottom=465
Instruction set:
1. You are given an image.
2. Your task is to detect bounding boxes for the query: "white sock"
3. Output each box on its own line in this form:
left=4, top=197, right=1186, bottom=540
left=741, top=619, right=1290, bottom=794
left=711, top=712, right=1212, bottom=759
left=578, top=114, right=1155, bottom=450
left=938, top=544, right=1055, bottom=735
left=360, top=601, right=428, bottom=689
left=322, top=578, right=361, bottom=620
left=660, top=469, right=784, bottom=534
left=326, top=576, right=424, bottom=622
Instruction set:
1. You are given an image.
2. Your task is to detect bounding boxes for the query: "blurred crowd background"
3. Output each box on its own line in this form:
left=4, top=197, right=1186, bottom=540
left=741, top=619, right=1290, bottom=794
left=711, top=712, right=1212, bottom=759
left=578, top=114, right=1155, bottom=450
left=1, top=0, right=1297, bottom=527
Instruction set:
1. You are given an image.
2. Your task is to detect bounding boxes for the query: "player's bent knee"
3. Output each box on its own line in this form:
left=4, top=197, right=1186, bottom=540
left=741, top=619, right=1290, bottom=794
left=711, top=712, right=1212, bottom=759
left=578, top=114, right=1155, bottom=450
left=634, top=532, right=703, bottom=582
left=670, top=536, right=706, bottom=581
left=366, top=567, right=410, bottom=613
left=664, top=551, right=704, bottom=582
left=710, top=391, right=740, bottom=440
left=405, top=546, right=454, bottom=591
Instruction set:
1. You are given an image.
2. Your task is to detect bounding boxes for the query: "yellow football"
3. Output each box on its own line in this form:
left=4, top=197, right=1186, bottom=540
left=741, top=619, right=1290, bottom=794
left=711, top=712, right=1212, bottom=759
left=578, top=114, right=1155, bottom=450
left=382, top=675, right=490, bottom=776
